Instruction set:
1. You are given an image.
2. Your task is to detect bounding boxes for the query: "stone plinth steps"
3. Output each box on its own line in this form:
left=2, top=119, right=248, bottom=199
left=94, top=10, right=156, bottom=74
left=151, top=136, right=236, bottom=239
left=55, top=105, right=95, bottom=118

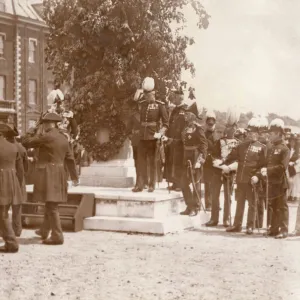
left=26, top=185, right=195, bottom=235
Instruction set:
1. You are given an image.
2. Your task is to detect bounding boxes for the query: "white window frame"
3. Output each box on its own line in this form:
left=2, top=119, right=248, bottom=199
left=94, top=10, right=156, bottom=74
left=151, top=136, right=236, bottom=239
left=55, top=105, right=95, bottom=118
left=29, top=79, right=37, bottom=105
left=28, top=38, right=37, bottom=63
left=0, top=33, right=6, bottom=57
left=0, top=75, right=6, bottom=100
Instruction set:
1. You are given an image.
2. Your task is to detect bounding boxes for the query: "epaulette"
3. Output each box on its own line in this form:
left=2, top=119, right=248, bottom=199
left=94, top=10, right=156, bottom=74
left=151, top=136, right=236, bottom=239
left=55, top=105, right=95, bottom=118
left=155, top=100, right=165, bottom=105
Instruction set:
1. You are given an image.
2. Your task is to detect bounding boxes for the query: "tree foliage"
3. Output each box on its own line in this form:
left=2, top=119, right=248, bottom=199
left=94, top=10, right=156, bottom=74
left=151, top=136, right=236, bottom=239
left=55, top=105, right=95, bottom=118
left=43, top=0, right=210, bottom=160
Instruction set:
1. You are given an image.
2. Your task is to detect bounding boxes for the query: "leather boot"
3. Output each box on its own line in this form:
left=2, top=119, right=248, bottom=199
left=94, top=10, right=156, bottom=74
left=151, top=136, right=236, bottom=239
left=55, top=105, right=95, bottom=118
left=226, top=226, right=242, bottom=233
left=180, top=208, right=190, bottom=215
left=205, top=220, right=218, bottom=227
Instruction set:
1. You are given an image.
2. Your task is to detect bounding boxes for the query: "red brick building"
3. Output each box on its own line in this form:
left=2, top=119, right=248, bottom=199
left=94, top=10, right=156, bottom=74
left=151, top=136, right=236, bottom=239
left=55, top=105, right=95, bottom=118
left=0, top=0, right=54, bottom=134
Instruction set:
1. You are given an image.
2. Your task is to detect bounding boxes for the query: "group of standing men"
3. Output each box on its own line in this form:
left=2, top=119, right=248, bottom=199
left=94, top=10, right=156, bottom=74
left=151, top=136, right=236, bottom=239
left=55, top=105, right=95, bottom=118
left=0, top=84, right=79, bottom=253
left=128, top=77, right=291, bottom=239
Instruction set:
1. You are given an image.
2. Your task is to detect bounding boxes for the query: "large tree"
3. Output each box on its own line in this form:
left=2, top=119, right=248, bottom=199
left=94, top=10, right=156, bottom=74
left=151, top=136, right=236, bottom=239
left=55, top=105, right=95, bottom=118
left=43, top=0, right=210, bottom=160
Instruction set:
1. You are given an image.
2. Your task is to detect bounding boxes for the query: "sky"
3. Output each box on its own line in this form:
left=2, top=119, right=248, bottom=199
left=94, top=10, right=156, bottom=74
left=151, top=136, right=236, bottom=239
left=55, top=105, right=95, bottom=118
left=181, top=0, right=300, bottom=120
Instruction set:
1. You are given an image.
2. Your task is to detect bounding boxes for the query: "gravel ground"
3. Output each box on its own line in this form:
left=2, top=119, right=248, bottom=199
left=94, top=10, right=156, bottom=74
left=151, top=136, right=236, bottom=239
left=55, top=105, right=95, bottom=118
left=1, top=197, right=300, bottom=300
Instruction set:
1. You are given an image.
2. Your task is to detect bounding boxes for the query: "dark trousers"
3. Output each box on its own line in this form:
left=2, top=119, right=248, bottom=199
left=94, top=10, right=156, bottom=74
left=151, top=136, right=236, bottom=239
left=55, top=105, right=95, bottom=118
left=233, top=183, right=256, bottom=228
left=268, top=184, right=289, bottom=233
left=181, top=169, right=201, bottom=210
left=211, top=172, right=233, bottom=224
left=0, top=205, right=18, bottom=251
left=203, top=167, right=213, bottom=209
left=255, top=197, right=264, bottom=228
left=137, top=140, right=157, bottom=189
left=12, top=204, right=22, bottom=237
left=40, top=202, right=64, bottom=242
left=133, top=146, right=148, bottom=186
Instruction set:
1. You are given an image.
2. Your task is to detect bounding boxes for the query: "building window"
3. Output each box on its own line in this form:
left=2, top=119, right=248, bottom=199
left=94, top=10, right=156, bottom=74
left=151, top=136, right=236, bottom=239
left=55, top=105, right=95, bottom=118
left=0, top=0, right=5, bottom=12
left=0, top=34, right=5, bottom=57
left=29, top=80, right=37, bottom=105
left=28, top=39, right=37, bottom=63
left=0, top=76, right=5, bottom=100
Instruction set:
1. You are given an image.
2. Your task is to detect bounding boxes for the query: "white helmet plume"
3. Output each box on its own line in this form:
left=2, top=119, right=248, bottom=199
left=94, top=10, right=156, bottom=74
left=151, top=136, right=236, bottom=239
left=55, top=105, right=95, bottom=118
left=206, top=110, right=216, bottom=120
left=269, top=118, right=284, bottom=130
left=142, top=77, right=155, bottom=92
left=226, top=106, right=240, bottom=126
left=47, top=89, right=64, bottom=104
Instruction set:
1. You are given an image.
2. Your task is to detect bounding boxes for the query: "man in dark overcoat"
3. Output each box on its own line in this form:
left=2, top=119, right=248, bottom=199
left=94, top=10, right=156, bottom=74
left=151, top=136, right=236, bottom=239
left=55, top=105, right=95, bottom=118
left=0, top=123, right=23, bottom=253
left=22, top=112, right=79, bottom=245
left=6, top=127, right=28, bottom=237
left=164, top=88, right=188, bottom=191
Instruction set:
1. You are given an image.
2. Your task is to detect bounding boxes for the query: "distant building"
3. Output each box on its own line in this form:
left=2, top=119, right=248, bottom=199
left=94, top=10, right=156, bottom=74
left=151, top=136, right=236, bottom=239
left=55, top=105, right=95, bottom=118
left=0, top=0, right=54, bottom=133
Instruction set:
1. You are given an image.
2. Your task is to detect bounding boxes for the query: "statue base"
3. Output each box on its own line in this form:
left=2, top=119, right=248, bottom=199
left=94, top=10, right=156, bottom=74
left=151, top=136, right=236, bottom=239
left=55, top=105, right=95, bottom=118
left=79, top=139, right=136, bottom=188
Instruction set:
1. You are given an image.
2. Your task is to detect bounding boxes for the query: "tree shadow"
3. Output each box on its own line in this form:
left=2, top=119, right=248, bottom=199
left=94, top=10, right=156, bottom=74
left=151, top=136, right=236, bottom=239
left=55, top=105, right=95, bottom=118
left=190, top=227, right=267, bottom=239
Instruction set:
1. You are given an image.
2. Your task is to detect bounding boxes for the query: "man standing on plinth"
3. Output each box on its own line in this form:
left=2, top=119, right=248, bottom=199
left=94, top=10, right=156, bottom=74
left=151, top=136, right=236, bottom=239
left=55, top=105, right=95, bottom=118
left=22, top=112, right=79, bottom=245
left=203, top=111, right=218, bottom=211
left=223, top=117, right=266, bottom=234
left=164, top=87, right=188, bottom=192
left=252, top=119, right=290, bottom=239
left=0, top=123, right=23, bottom=253
left=132, top=77, right=169, bottom=193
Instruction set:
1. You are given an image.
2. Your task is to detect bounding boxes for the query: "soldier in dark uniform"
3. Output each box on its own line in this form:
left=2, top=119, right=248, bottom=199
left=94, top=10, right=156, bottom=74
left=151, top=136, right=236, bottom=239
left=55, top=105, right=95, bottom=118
left=223, top=118, right=266, bottom=234
left=206, top=124, right=239, bottom=227
left=164, top=88, right=188, bottom=191
left=127, top=101, right=149, bottom=189
left=179, top=112, right=207, bottom=216
left=203, top=111, right=218, bottom=211
left=132, top=90, right=169, bottom=193
left=0, top=123, right=23, bottom=253
left=253, top=118, right=290, bottom=239
left=6, top=127, right=28, bottom=237
left=255, top=117, right=272, bottom=229
left=22, top=112, right=79, bottom=245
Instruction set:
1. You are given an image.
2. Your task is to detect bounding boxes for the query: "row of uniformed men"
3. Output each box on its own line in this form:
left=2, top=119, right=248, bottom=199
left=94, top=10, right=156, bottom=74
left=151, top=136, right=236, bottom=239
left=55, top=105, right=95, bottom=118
left=127, top=84, right=290, bottom=238
left=0, top=112, right=79, bottom=253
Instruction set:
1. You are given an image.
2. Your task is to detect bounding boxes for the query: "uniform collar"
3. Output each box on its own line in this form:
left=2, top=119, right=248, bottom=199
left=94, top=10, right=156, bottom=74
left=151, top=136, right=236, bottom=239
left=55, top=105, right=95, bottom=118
left=272, top=137, right=283, bottom=146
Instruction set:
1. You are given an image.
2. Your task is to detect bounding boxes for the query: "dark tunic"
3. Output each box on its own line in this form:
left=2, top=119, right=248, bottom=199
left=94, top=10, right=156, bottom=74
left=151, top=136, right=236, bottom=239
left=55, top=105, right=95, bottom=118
left=126, top=112, right=141, bottom=147
left=15, top=142, right=28, bottom=203
left=164, top=104, right=188, bottom=184
left=0, top=137, right=23, bottom=206
left=139, top=100, right=169, bottom=140
left=225, top=140, right=266, bottom=184
left=22, top=128, right=78, bottom=203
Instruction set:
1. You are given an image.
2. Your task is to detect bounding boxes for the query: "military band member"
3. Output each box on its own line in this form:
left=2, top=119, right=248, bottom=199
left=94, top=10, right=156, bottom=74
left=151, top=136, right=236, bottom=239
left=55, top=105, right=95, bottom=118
left=164, top=87, right=188, bottom=191
left=252, top=119, right=290, bottom=239
left=224, top=118, right=266, bottom=234
left=22, top=112, right=79, bottom=245
left=0, top=123, right=23, bottom=253
left=203, top=111, right=218, bottom=211
left=132, top=78, right=169, bottom=193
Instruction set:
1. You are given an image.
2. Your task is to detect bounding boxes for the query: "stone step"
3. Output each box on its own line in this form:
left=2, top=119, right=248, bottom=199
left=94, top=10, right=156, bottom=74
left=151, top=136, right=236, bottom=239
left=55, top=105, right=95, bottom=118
left=83, top=215, right=196, bottom=235
left=93, top=188, right=185, bottom=218
left=79, top=176, right=135, bottom=188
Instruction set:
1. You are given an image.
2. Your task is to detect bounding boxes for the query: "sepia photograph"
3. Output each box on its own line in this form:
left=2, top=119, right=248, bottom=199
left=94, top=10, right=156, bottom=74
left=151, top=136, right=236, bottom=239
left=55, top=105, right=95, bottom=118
left=0, top=0, right=299, bottom=299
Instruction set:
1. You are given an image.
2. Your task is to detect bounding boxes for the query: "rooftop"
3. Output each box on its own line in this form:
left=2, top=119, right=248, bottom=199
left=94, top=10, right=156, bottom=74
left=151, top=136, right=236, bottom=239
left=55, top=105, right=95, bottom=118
left=0, top=0, right=44, bottom=22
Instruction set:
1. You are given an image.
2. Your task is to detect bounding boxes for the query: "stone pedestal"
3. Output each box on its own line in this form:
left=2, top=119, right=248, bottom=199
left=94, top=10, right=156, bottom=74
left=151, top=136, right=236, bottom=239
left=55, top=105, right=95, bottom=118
left=79, top=139, right=136, bottom=188
left=83, top=187, right=195, bottom=235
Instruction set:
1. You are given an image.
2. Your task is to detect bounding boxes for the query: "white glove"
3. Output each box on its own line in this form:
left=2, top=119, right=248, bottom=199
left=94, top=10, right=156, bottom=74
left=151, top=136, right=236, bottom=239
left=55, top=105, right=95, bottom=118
left=221, top=165, right=231, bottom=174
left=161, top=136, right=169, bottom=142
left=154, top=132, right=162, bottom=139
left=213, top=159, right=223, bottom=168
left=261, top=168, right=267, bottom=177
left=289, top=162, right=295, bottom=166
left=194, top=162, right=201, bottom=169
left=251, top=176, right=259, bottom=184
left=28, top=157, right=34, bottom=162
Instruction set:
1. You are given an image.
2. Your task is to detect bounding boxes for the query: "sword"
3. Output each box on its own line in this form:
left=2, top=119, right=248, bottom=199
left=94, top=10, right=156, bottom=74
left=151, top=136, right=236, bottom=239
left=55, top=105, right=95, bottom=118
left=252, top=183, right=260, bottom=233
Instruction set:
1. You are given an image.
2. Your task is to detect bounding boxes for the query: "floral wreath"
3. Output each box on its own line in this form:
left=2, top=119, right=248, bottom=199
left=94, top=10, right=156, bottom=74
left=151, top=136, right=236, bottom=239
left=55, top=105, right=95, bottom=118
left=79, top=114, right=127, bottom=162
